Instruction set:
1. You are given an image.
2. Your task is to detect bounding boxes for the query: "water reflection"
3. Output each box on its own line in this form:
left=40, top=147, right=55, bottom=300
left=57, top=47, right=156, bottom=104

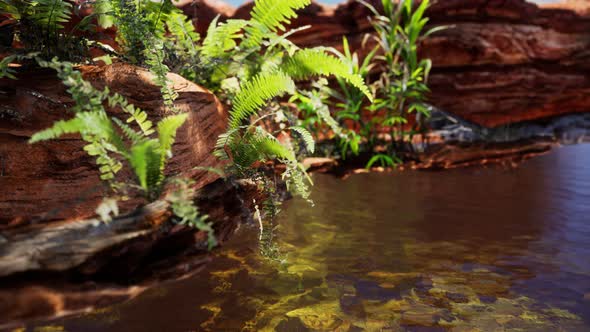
left=30, top=144, right=590, bottom=331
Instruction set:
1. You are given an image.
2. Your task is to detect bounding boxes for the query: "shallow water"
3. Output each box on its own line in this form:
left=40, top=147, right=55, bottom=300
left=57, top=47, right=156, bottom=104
left=32, top=144, right=590, bottom=331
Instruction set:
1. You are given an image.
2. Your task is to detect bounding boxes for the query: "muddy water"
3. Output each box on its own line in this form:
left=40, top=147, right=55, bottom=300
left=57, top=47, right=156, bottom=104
left=31, top=144, right=590, bottom=331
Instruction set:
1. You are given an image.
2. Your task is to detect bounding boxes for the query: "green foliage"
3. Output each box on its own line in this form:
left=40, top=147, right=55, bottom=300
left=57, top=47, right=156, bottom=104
left=282, top=49, right=373, bottom=102
left=362, top=0, right=441, bottom=152
left=29, top=58, right=187, bottom=199
left=96, top=0, right=181, bottom=111
left=0, top=0, right=93, bottom=60
left=29, top=0, right=72, bottom=31
left=167, top=178, right=216, bottom=250
left=365, top=153, right=401, bottom=169
left=201, top=17, right=248, bottom=59
left=249, top=0, right=310, bottom=32
left=197, top=0, right=372, bottom=205
left=297, top=0, right=440, bottom=166
left=228, top=71, right=295, bottom=129
left=289, top=126, right=315, bottom=154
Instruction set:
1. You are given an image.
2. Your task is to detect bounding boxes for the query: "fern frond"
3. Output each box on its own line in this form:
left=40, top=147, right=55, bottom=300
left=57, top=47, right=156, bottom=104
left=30, top=0, right=72, bottom=31
left=166, top=8, right=200, bottom=50
left=84, top=140, right=123, bottom=181
left=250, top=0, right=310, bottom=32
left=129, top=139, right=162, bottom=192
left=251, top=127, right=295, bottom=161
left=122, top=104, right=155, bottom=136
left=76, top=111, right=126, bottom=152
left=229, top=71, right=295, bottom=129
left=144, top=43, right=178, bottom=111
left=112, top=117, right=145, bottom=145
left=28, top=117, right=83, bottom=143
left=281, top=49, right=373, bottom=101
left=201, top=17, right=248, bottom=59
left=157, top=113, right=188, bottom=159
left=213, top=128, right=239, bottom=161
left=289, top=126, right=315, bottom=154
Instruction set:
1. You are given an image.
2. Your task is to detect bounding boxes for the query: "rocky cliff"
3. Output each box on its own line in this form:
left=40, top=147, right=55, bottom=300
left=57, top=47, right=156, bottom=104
left=0, top=62, right=226, bottom=226
left=184, top=0, right=590, bottom=128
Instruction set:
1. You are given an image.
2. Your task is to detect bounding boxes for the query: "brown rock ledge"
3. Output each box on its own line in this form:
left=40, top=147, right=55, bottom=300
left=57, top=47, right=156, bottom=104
left=197, top=0, right=590, bottom=128
left=0, top=62, right=226, bottom=227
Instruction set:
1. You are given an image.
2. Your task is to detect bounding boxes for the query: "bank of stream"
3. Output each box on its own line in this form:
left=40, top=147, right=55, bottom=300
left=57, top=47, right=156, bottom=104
left=20, top=143, right=590, bottom=331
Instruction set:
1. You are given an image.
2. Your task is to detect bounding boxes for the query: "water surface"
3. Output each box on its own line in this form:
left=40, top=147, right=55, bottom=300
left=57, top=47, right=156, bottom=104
left=32, top=144, right=590, bottom=331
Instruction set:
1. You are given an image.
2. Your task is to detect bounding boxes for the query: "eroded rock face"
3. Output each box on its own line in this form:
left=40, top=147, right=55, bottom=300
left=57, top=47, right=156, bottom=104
left=0, top=62, right=226, bottom=227
left=224, top=0, right=590, bottom=128
left=422, top=1, right=590, bottom=127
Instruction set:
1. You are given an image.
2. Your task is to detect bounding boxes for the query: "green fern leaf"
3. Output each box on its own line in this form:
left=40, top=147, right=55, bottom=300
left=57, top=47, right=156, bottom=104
left=229, top=71, right=295, bottom=129
left=289, top=126, right=315, bottom=154
left=250, top=0, right=310, bottom=32
left=112, top=117, right=145, bottom=145
left=281, top=49, right=373, bottom=101
left=166, top=8, right=200, bottom=49
left=129, top=139, right=162, bottom=192
left=29, top=117, right=83, bottom=143
left=123, top=105, right=155, bottom=136
left=30, top=0, right=72, bottom=31
left=157, top=113, right=188, bottom=159
left=201, top=17, right=248, bottom=58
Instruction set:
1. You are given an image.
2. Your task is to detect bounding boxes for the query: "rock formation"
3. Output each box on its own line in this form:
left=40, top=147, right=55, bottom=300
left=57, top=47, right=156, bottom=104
left=193, top=0, right=590, bottom=128
left=0, top=62, right=226, bottom=227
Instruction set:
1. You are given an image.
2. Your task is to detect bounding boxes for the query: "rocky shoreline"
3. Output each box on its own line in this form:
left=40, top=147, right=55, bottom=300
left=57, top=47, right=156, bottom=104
left=0, top=0, right=589, bottom=326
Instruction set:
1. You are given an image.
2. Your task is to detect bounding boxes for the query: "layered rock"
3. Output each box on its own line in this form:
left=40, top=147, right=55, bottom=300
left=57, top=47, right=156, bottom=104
left=0, top=62, right=226, bottom=227
left=223, top=0, right=590, bottom=128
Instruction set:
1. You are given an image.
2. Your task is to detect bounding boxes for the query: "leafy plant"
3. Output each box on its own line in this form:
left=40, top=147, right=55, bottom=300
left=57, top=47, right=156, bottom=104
left=29, top=58, right=187, bottom=200
left=365, top=153, right=401, bottom=169
left=167, top=178, right=216, bottom=249
left=361, top=0, right=442, bottom=154
left=202, top=0, right=371, bottom=203
left=301, top=0, right=440, bottom=166
left=0, top=0, right=95, bottom=60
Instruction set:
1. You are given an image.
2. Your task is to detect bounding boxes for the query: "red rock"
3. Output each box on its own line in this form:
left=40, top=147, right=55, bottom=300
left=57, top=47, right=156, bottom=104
left=0, top=62, right=226, bottom=227
left=222, top=0, right=590, bottom=128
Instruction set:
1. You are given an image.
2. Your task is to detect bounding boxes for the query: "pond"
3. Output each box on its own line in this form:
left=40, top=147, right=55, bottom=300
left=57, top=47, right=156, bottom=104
left=30, top=144, right=590, bottom=331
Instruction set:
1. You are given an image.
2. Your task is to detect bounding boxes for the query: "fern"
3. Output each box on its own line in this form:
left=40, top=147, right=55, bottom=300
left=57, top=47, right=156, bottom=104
left=201, top=17, right=248, bottom=59
left=112, top=117, right=145, bottom=145
left=167, top=178, right=216, bottom=250
left=165, top=8, right=200, bottom=51
left=30, top=57, right=188, bottom=198
left=29, top=117, right=84, bottom=143
left=30, top=0, right=72, bottom=31
left=144, top=42, right=178, bottom=111
left=250, top=0, right=310, bottom=32
left=282, top=49, right=373, bottom=101
left=289, top=126, right=315, bottom=154
left=129, top=139, right=162, bottom=192
left=229, top=71, right=295, bottom=129
left=157, top=113, right=188, bottom=170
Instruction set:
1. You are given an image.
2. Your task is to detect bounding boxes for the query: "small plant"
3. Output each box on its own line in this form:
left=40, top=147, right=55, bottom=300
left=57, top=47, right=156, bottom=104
left=362, top=0, right=443, bottom=156
left=21, top=57, right=216, bottom=243
left=0, top=0, right=96, bottom=61
left=167, top=178, right=216, bottom=249
left=206, top=0, right=372, bottom=203
left=28, top=58, right=187, bottom=201
left=301, top=0, right=440, bottom=167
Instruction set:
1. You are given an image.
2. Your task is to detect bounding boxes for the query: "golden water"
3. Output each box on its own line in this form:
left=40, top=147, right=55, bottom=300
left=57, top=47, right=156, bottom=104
left=30, top=144, right=590, bottom=331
